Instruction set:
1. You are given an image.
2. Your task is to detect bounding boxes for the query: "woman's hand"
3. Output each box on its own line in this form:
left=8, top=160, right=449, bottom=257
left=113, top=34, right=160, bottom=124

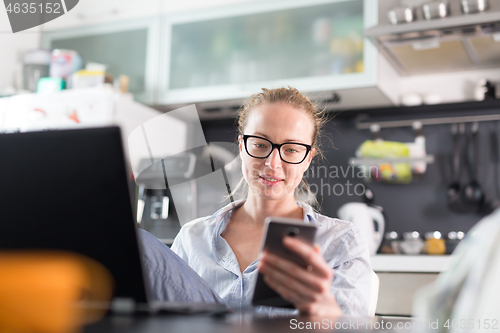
left=258, top=236, right=343, bottom=317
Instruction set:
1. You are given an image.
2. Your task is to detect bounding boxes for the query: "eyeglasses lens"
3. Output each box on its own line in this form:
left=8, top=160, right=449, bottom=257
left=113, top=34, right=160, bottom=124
left=246, top=137, right=307, bottom=163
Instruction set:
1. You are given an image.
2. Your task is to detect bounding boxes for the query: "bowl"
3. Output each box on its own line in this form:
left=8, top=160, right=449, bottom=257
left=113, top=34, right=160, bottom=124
left=387, top=6, right=417, bottom=25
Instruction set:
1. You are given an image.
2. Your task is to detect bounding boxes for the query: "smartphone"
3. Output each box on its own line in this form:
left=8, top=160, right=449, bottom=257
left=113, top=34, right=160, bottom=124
left=251, top=216, right=317, bottom=308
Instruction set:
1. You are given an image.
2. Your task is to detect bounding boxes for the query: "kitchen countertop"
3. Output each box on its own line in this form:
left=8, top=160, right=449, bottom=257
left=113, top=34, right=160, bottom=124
left=370, top=254, right=453, bottom=273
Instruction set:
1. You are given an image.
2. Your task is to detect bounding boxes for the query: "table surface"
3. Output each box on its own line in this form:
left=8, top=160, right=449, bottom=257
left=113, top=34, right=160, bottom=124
left=84, top=312, right=416, bottom=333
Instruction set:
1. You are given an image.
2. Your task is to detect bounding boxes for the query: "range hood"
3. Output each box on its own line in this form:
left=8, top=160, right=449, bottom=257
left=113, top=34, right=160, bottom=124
left=365, top=4, right=500, bottom=76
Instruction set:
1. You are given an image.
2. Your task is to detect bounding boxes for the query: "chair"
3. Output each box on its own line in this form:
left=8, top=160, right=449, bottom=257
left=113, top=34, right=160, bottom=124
left=413, top=208, right=500, bottom=327
left=368, top=271, right=380, bottom=317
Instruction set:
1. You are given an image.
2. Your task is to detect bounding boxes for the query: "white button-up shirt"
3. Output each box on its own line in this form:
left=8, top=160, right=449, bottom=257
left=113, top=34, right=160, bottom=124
left=171, top=200, right=372, bottom=316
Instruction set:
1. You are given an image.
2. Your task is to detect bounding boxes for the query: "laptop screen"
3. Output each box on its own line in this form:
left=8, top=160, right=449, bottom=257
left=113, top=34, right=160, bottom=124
left=0, top=127, right=148, bottom=303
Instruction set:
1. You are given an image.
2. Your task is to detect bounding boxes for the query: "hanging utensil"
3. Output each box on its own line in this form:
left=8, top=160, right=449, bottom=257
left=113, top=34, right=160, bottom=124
left=489, top=131, right=500, bottom=209
left=447, top=123, right=477, bottom=213
left=447, top=124, right=464, bottom=211
left=463, top=122, right=485, bottom=211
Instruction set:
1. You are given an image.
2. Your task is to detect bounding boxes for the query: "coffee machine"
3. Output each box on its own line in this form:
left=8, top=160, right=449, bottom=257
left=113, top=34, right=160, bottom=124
left=135, top=143, right=240, bottom=245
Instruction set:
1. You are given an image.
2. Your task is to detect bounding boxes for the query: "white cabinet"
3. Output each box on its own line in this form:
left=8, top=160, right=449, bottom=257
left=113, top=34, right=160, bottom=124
left=42, top=0, right=163, bottom=30
left=158, top=0, right=383, bottom=105
left=376, top=272, right=438, bottom=316
left=41, top=17, right=161, bottom=104
left=41, top=0, right=260, bottom=30
left=371, top=255, right=452, bottom=316
left=39, top=0, right=396, bottom=113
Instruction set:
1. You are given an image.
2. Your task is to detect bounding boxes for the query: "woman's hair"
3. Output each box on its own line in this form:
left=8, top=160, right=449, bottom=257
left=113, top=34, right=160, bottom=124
left=231, top=86, right=329, bottom=208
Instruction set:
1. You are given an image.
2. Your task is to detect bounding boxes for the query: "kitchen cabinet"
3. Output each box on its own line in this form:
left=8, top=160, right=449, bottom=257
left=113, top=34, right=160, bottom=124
left=39, top=0, right=397, bottom=114
left=376, top=272, right=438, bottom=316
left=158, top=0, right=394, bottom=114
left=371, top=254, right=452, bottom=316
left=41, top=17, right=161, bottom=104
left=40, top=0, right=258, bottom=31
left=41, top=0, right=163, bottom=30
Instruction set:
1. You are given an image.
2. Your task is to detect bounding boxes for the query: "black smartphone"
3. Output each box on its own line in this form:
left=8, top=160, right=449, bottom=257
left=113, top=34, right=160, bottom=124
left=251, top=216, right=317, bottom=308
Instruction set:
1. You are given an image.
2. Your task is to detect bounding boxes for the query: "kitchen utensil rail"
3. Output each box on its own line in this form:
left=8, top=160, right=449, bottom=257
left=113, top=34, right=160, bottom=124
left=355, top=113, right=500, bottom=130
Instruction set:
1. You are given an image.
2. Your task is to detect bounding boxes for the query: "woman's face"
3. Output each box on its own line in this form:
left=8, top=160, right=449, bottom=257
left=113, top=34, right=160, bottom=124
left=239, top=103, right=315, bottom=202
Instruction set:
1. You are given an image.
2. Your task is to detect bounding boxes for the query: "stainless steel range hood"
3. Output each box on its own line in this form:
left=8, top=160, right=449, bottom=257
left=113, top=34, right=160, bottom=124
left=365, top=2, right=500, bottom=76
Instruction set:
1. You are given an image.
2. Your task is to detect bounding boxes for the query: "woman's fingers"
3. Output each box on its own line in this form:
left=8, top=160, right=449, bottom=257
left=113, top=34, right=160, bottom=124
left=258, top=238, right=343, bottom=316
left=282, top=236, right=332, bottom=279
left=260, top=252, right=325, bottom=293
left=258, top=240, right=342, bottom=317
left=262, top=268, right=316, bottom=303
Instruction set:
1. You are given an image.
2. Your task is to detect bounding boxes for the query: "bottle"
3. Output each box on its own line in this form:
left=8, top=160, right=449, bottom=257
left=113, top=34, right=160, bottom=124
left=380, top=231, right=399, bottom=254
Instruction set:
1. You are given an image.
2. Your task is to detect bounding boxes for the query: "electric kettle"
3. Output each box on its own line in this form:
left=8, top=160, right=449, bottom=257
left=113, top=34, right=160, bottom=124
left=337, top=202, right=385, bottom=255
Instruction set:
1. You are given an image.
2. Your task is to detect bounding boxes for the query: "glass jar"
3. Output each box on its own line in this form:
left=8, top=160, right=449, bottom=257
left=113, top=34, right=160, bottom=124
left=446, top=231, right=465, bottom=254
left=400, top=231, right=424, bottom=255
left=424, top=231, right=447, bottom=255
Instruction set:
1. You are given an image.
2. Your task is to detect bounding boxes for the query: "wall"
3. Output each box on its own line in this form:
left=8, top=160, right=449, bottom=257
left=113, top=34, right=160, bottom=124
left=0, top=9, right=40, bottom=92
left=316, top=112, right=500, bottom=236
left=201, top=101, right=500, bottom=236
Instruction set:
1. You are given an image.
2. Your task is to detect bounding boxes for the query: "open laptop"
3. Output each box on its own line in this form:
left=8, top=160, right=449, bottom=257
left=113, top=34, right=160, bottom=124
left=0, top=126, right=227, bottom=314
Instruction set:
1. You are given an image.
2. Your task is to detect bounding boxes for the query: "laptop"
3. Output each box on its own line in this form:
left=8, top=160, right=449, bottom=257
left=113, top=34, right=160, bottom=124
left=0, top=126, right=227, bottom=314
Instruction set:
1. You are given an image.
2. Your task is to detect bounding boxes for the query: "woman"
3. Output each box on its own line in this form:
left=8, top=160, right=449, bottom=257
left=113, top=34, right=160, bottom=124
left=138, top=87, right=371, bottom=317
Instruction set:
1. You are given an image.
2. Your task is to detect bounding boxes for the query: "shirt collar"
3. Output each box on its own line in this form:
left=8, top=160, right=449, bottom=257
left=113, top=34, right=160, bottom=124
left=211, top=199, right=321, bottom=238
left=210, top=199, right=322, bottom=267
left=211, top=200, right=245, bottom=263
left=297, top=201, right=322, bottom=226
left=213, top=200, right=245, bottom=237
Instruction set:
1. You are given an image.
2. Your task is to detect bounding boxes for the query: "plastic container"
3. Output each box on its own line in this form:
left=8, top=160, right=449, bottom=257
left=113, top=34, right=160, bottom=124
left=50, top=49, right=82, bottom=88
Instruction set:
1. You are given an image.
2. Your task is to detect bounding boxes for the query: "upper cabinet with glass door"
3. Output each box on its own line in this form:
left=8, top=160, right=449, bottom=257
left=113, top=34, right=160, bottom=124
left=41, top=0, right=163, bottom=30
left=41, top=17, right=161, bottom=104
left=159, top=0, right=378, bottom=105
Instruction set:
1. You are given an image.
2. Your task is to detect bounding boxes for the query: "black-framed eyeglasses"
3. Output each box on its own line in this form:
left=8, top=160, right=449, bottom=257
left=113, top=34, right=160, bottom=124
left=242, top=135, right=312, bottom=164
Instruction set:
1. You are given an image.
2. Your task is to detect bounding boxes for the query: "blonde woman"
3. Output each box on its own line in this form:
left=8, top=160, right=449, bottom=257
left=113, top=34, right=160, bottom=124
left=138, top=87, right=371, bottom=316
